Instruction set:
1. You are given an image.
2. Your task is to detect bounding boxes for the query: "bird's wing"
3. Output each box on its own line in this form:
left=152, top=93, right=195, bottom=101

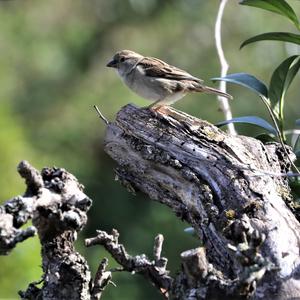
left=139, top=57, right=203, bottom=83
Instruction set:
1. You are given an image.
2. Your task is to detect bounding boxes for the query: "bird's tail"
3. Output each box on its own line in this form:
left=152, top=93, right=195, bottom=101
left=193, top=85, right=233, bottom=100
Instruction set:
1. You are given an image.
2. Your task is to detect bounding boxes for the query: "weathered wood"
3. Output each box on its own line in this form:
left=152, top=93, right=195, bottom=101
left=104, top=104, right=300, bottom=300
left=0, top=161, right=93, bottom=300
left=86, top=230, right=171, bottom=298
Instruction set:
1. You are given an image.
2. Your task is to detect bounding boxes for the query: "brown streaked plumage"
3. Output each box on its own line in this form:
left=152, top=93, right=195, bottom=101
left=106, top=50, right=232, bottom=109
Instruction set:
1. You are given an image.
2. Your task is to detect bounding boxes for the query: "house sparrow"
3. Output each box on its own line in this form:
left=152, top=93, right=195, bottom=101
left=106, top=50, right=232, bottom=109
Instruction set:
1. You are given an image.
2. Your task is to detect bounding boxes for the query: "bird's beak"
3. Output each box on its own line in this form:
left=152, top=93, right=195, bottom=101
left=106, top=59, right=117, bottom=68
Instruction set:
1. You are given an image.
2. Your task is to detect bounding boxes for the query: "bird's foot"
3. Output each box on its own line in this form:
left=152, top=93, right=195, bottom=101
left=147, top=100, right=164, bottom=111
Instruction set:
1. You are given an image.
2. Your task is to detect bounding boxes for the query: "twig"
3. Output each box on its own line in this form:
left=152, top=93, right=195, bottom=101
left=85, top=230, right=172, bottom=298
left=153, top=234, right=164, bottom=262
left=94, top=105, right=109, bottom=125
left=215, top=0, right=236, bottom=135
left=91, top=258, right=114, bottom=300
left=18, top=160, right=44, bottom=195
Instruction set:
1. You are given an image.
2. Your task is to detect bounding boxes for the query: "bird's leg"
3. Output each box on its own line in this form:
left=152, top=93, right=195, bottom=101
left=160, top=107, right=189, bottom=122
left=147, top=102, right=188, bottom=122
left=147, top=99, right=164, bottom=111
left=146, top=100, right=190, bottom=123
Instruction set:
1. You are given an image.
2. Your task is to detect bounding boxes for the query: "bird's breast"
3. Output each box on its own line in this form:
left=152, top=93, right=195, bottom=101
left=123, top=70, right=162, bottom=101
left=120, top=67, right=187, bottom=104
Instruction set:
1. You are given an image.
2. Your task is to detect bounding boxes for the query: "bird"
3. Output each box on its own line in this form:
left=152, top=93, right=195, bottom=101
left=106, top=50, right=232, bottom=109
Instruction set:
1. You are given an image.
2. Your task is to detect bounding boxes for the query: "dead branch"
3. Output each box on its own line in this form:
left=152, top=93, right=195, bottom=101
left=103, top=104, right=300, bottom=300
left=2, top=103, right=300, bottom=300
left=1, top=161, right=92, bottom=299
left=91, top=258, right=113, bottom=300
left=85, top=229, right=172, bottom=298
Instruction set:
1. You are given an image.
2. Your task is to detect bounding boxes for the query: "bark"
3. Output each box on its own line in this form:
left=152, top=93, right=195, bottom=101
left=0, top=160, right=171, bottom=300
left=103, top=104, right=300, bottom=300
left=2, top=104, right=300, bottom=300
left=0, top=161, right=92, bottom=299
left=85, top=230, right=171, bottom=298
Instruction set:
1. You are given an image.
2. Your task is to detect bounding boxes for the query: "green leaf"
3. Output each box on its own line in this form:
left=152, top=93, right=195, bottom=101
left=288, top=129, right=300, bottom=149
left=240, top=32, right=300, bottom=49
left=269, top=55, right=300, bottom=122
left=289, top=176, right=300, bottom=197
left=292, top=134, right=300, bottom=151
left=212, top=73, right=268, bottom=98
left=255, top=133, right=277, bottom=144
left=184, top=227, right=195, bottom=235
left=215, top=116, right=277, bottom=135
left=239, top=0, right=300, bottom=29
left=184, top=227, right=198, bottom=239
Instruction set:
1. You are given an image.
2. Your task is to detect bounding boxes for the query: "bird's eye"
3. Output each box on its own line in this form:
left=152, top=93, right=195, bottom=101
left=120, top=57, right=125, bottom=62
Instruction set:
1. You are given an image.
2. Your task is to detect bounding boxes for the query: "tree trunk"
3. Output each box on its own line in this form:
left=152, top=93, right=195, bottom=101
left=104, top=104, right=300, bottom=300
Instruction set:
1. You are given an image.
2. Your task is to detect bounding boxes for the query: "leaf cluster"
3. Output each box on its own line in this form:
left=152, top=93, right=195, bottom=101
left=213, top=0, right=300, bottom=196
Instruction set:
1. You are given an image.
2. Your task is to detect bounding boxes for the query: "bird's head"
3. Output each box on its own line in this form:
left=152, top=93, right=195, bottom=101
left=106, top=50, right=143, bottom=76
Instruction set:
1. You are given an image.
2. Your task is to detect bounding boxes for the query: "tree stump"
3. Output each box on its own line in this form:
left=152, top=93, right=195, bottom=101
left=104, top=104, right=300, bottom=300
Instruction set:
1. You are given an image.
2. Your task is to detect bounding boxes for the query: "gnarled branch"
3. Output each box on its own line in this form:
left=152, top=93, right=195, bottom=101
left=104, top=104, right=300, bottom=300
left=1, top=161, right=92, bottom=299
left=86, top=230, right=171, bottom=298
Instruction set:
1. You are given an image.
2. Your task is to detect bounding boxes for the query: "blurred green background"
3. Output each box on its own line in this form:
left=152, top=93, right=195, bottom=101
left=0, top=0, right=299, bottom=299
